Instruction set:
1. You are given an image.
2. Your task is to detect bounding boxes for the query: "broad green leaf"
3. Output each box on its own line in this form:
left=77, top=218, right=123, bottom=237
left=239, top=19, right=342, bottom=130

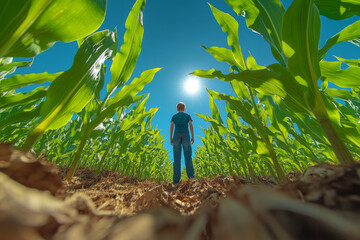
left=319, top=20, right=360, bottom=59
left=314, top=0, right=360, bottom=20
left=22, top=30, right=117, bottom=150
left=277, top=99, right=330, bottom=145
left=225, top=0, right=286, bottom=66
left=246, top=54, right=265, bottom=70
left=260, top=95, right=281, bottom=129
left=107, top=68, right=161, bottom=107
left=0, top=59, right=33, bottom=79
left=320, top=60, right=360, bottom=88
left=283, top=0, right=321, bottom=111
left=207, top=89, right=262, bottom=130
left=202, top=46, right=237, bottom=67
left=96, top=105, right=158, bottom=173
left=226, top=102, right=242, bottom=135
left=89, top=68, right=161, bottom=131
left=89, top=123, right=105, bottom=139
left=120, top=108, right=158, bottom=132
left=106, top=0, right=145, bottom=96
left=209, top=95, right=224, bottom=124
left=350, top=38, right=360, bottom=47
left=320, top=91, right=341, bottom=125
left=0, top=86, right=47, bottom=108
left=334, top=56, right=360, bottom=67
left=256, top=140, right=269, bottom=156
left=192, top=66, right=310, bottom=115
left=0, top=58, right=13, bottom=66
left=134, top=94, right=148, bottom=113
left=230, top=80, right=251, bottom=99
left=0, top=103, right=41, bottom=129
left=325, top=88, right=360, bottom=104
left=0, top=72, right=62, bottom=92
left=209, top=4, right=246, bottom=70
left=266, top=96, right=318, bottom=155
left=95, top=64, right=106, bottom=102
left=0, top=0, right=106, bottom=57
left=334, top=123, right=360, bottom=148
left=196, top=113, right=228, bottom=136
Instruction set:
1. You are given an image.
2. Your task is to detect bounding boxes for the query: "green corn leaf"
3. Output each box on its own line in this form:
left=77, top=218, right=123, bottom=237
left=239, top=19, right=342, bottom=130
left=196, top=113, right=228, bottom=136
left=106, top=0, right=145, bottom=96
left=278, top=101, right=330, bottom=146
left=0, top=103, right=41, bottom=129
left=0, top=72, right=62, bottom=92
left=209, top=95, right=224, bottom=124
left=334, top=56, right=360, bottom=67
left=0, top=58, right=13, bottom=66
left=89, top=123, right=106, bottom=139
left=133, top=94, right=149, bottom=114
left=88, top=68, right=160, bottom=131
left=325, top=88, right=360, bottom=104
left=226, top=102, right=242, bottom=136
left=120, top=108, right=158, bottom=132
left=320, top=91, right=341, bottom=125
left=225, top=0, right=286, bottom=66
left=96, top=106, right=158, bottom=174
left=107, top=68, right=161, bottom=108
left=320, top=60, right=360, bottom=88
left=22, top=30, right=117, bottom=150
left=0, top=86, right=47, bottom=108
left=335, top=123, right=360, bottom=148
left=0, top=0, right=106, bottom=58
left=246, top=54, right=265, bottom=70
left=0, top=59, right=33, bottom=79
left=230, top=80, right=251, bottom=99
left=314, top=0, right=360, bottom=20
left=209, top=4, right=246, bottom=70
left=350, top=38, right=360, bottom=47
left=95, top=64, right=106, bottom=103
left=283, top=0, right=321, bottom=94
left=201, top=46, right=237, bottom=67
left=323, top=93, right=360, bottom=148
left=207, top=89, right=262, bottom=130
left=256, top=139, right=269, bottom=156
left=260, top=95, right=281, bottom=130
left=319, top=20, right=360, bottom=59
left=192, top=66, right=310, bottom=115
left=39, top=30, right=117, bottom=129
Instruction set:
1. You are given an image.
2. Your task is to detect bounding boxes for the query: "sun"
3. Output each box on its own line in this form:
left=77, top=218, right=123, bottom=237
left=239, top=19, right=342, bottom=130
left=184, top=77, right=200, bottom=95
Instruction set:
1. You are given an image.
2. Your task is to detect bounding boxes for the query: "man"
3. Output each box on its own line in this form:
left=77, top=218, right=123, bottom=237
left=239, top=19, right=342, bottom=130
left=170, top=102, right=195, bottom=184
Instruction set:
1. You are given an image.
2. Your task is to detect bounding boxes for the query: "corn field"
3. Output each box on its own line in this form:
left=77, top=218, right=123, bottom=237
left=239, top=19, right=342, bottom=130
left=192, top=0, right=360, bottom=182
left=0, top=0, right=172, bottom=181
left=0, top=0, right=359, bottom=183
left=1, top=0, right=360, bottom=239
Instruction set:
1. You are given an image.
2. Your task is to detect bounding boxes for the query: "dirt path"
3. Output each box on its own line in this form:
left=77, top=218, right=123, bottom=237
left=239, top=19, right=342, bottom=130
left=1, top=143, right=360, bottom=240
left=58, top=167, right=275, bottom=216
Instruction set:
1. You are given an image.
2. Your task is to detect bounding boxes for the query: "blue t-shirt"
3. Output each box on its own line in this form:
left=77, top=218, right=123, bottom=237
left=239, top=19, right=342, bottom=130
left=171, top=112, right=192, bottom=133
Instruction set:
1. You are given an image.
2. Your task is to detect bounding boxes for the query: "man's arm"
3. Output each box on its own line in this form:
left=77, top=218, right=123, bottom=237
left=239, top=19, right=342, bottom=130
left=189, top=120, right=194, bottom=144
left=170, top=121, right=174, bottom=145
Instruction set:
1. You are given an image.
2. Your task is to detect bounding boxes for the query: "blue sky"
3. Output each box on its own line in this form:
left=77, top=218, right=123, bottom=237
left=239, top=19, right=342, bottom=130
left=14, top=0, right=359, bottom=167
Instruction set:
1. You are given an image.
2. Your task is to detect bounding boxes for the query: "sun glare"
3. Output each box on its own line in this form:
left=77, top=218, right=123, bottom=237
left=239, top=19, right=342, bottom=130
left=184, top=77, right=200, bottom=95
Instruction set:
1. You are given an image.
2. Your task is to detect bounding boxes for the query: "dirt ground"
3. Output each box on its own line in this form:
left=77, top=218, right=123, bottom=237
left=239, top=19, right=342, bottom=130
left=1, top=143, right=360, bottom=240
left=57, top=166, right=275, bottom=216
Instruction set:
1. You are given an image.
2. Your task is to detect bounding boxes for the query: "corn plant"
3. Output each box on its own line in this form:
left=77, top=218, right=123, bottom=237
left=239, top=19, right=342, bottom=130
left=0, top=0, right=171, bottom=180
left=192, top=0, right=360, bottom=174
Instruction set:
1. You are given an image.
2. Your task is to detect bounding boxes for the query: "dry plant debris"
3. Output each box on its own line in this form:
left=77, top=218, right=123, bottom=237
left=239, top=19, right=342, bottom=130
left=0, top=143, right=360, bottom=240
left=0, top=143, right=62, bottom=195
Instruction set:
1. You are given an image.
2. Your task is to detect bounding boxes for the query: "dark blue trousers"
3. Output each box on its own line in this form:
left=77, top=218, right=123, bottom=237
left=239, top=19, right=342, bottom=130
left=173, top=132, right=194, bottom=184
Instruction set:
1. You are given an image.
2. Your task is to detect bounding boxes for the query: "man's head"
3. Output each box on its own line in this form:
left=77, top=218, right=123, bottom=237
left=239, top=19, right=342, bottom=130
left=176, top=102, right=185, bottom=112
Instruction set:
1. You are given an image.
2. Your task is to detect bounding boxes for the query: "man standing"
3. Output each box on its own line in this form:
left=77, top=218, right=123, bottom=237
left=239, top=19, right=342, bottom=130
left=170, top=102, right=195, bottom=184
